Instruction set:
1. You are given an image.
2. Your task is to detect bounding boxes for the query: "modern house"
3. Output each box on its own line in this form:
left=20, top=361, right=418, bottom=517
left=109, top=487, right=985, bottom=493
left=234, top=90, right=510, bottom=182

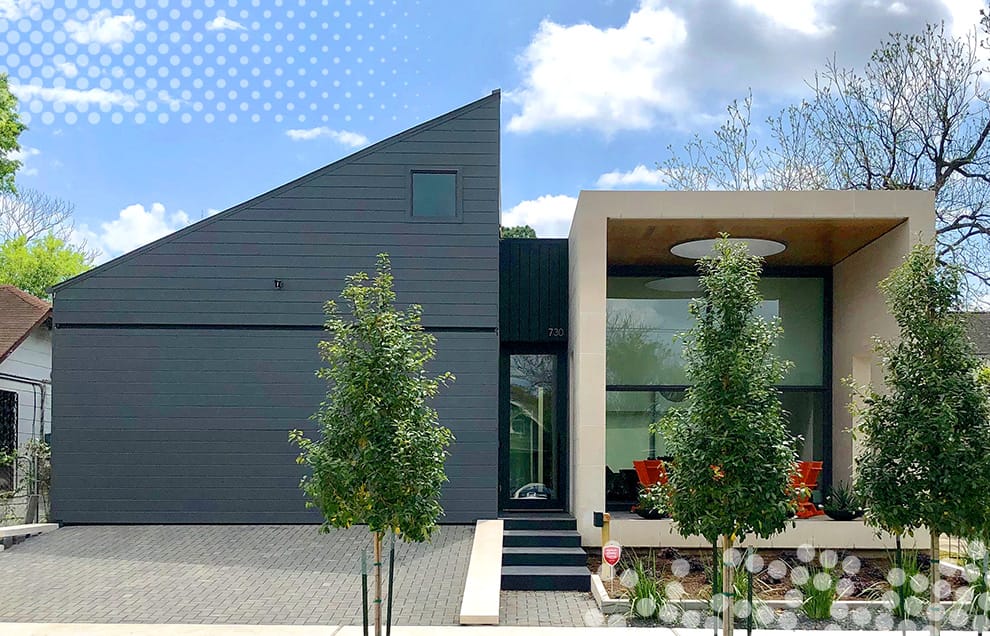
left=50, top=93, right=935, bottom=548
left=0, top=285, right=53, bottom=521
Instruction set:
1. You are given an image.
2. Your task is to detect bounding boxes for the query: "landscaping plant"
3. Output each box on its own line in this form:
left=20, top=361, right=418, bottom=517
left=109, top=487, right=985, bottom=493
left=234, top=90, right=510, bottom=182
left=290, top=254, right=454, bottom=636
left=798, top=565, right=839, bottom=620
left=636, top=481, right=671, bottom=518
left=821, top=481, right=863, bottom=521
left=656, top=236, right=798, bottom=636
left=625, top=557, right=668, bottom=619
left=851, top=242, right=990, bottom=635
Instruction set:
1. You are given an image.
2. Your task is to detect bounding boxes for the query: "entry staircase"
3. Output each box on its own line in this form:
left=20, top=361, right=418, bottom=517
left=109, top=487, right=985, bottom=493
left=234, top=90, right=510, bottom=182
left=500, top=515, right=590, bottom=591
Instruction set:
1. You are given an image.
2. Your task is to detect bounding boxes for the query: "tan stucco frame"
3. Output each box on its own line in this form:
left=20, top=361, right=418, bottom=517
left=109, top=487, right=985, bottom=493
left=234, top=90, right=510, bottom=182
left=568, top=190, right=935, bottom=545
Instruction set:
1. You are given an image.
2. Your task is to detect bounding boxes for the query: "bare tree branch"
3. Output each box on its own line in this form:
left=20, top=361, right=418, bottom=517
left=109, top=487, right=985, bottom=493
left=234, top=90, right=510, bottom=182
left=659, top=22, right=990, bottom=304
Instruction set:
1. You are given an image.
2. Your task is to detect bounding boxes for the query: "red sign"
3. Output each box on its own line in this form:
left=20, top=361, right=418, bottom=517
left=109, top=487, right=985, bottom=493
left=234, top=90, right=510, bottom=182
left=602, top=542, right=622, bottom=566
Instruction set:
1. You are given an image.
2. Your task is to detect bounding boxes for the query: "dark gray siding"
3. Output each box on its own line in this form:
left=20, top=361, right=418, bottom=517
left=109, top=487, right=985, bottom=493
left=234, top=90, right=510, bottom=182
left=53, top=96, right=499, bottom=329
left=52, top=328, right=495, bottom=523
left=51, top=93, right=500, bottom=523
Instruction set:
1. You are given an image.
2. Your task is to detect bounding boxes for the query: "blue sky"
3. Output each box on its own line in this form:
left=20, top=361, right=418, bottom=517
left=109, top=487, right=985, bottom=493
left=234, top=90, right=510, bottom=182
left=1, top=0, right=982, bottom=262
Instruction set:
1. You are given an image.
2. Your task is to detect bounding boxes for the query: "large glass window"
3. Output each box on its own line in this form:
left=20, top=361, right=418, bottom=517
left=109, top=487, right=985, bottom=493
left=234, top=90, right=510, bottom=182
left=607, top=276, right=824, bottom=386
left=605, top=274, right=828, bottom=508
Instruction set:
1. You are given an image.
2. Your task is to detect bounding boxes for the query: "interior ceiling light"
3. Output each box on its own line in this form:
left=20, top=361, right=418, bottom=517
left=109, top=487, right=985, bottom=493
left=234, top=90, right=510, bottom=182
left=644, top=276, right=700, bottom=293
left=670, top=238, right=786, bottom=260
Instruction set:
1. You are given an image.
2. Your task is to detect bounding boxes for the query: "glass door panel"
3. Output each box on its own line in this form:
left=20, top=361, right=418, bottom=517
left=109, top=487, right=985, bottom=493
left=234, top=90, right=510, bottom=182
left=507, top=354, right=559, bottom=506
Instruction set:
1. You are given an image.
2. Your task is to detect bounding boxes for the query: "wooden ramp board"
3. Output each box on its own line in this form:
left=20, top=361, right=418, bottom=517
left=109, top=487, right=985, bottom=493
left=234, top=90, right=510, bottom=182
left=458, top=519, right=503, bottom=625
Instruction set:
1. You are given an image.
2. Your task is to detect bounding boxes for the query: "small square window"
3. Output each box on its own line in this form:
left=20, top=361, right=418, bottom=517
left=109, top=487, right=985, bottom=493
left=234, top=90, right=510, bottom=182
left=412, top=171, right=457, bottom=218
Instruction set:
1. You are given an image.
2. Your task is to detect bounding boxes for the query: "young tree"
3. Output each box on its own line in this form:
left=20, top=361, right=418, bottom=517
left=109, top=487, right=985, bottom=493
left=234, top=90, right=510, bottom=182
left=852, top=242, right=990, bottom=635
left=659, top=23, right=990, bottom=301
left=500, top=224, right=537, bottom=238
left=290, top=254, right=454, bottom=636
left=0, top=234, right=91, bottom=298
left=655, top=237, right=797, bottom=636
left=0, top=73, right=27, bottom=194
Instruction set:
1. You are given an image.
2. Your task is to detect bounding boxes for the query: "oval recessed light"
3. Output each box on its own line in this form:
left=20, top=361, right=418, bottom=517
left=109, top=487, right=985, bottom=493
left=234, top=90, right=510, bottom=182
left=670, top=238, right=786, bottom=260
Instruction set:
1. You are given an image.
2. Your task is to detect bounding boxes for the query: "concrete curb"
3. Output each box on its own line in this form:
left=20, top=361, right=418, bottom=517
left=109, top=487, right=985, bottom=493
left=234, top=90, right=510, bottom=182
left=0, top=624, right=983, bottom=635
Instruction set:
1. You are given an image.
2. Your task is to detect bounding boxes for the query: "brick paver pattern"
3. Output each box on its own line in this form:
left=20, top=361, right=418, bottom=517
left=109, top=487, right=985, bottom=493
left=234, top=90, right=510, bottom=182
left=0, top=525, right=473, bottom=625
left=499, top=591, right=603, bottom=627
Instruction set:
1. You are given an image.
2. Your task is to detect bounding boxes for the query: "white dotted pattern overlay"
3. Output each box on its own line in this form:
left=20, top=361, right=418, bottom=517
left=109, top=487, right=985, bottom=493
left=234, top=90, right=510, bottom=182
left=0, top=0, right=416, bottom=125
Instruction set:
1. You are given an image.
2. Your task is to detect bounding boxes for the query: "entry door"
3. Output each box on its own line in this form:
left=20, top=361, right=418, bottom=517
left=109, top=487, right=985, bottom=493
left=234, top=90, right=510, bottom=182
left=499, top=349, right=567, bottom=510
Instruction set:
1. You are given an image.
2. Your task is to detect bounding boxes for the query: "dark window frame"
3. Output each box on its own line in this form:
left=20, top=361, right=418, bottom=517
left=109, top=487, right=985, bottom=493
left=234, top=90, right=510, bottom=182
left=409, top=169, right=462, bottom=222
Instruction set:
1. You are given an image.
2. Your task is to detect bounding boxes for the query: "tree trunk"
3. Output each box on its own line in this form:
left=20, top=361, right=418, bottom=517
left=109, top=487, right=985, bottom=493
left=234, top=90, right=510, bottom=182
left=930, top=530, right=940, bottom=636
left=722, top=533, right=735, bottom=636
left=374, top=531, right=383, bottom=636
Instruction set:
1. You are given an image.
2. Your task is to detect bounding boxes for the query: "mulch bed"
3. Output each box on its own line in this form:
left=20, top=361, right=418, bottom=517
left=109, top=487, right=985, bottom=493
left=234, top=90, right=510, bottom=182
left=586, top=546, right=967, bottom=601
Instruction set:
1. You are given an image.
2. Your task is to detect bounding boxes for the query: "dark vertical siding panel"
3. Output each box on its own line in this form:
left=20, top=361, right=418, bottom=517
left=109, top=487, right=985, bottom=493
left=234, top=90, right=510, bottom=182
left=498, top=239, right=568, bottom=343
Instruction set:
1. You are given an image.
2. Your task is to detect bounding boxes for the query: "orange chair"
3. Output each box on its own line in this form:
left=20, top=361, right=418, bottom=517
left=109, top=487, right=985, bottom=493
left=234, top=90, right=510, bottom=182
left=790, top=460, right=824, bottom=518
left=633, top=459, right=669, bottom=488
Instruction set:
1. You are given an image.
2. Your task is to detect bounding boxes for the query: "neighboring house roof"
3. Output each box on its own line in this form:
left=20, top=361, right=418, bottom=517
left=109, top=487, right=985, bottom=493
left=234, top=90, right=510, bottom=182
left=965, top=312, right=990, bottom=360
left=0, top=285, right=52, bottom=365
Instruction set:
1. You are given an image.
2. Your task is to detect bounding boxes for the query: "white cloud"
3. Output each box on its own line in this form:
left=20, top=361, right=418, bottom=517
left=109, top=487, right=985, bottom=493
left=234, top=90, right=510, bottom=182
left=64, top=9, right=144, bottom=46
left=733, top=0, right=830, bottom=36
left=0, top=0, right=38, bottom=20
left=11, top=84, right=138, bottom=108
left=285, top=127, right=369, bottom=147
left=501, top=195, right=577, bottom=238
left=597, top=164, right=667, bottom=188
left=205, top=14, right=246, bottom=31
left=56, top=62, right=79, bottom=78
left=940, top=0, right=983, bottom=37
left=508, top=0, right=975, bottom=134
left=74, top=203, right=191, bottom=263
left=507, top=3, right=689, bottom=134
left=8, top=146, right=40, bottom=177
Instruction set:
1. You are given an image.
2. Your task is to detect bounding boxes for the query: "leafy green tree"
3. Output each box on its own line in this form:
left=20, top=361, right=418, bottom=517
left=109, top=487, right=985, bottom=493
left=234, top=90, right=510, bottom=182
left=655, top=237, right=796, bottom=636
left=0, top=73, right=26, bottom=193
left=0, top=234, right=91, bottom=298
left=290, top=254, right=454, bottom=636
left=500, top=224, right=537, bottom=238
left=659, top=24, right=990, bottom=301
left=852, top=242, right=990, bottom=635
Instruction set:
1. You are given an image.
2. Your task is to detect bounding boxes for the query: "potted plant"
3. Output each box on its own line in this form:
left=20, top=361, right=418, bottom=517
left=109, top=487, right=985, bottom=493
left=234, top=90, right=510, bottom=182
left=821, top=481, right=863, bottom=521
left=633, top=482, right=670, bottom=519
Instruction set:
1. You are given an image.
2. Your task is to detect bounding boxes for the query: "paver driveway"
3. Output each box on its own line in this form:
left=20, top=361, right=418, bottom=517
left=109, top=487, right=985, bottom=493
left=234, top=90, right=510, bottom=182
left=0, top=525, right=472, bottom=625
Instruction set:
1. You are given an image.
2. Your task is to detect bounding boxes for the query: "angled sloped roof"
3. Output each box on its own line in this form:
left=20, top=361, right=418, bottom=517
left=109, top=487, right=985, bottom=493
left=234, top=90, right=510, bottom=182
left=0, top=285, right=52, bottom=364
left=51, top=90, right=501, bottom=292
left=964, top=312, right=990, bottom=358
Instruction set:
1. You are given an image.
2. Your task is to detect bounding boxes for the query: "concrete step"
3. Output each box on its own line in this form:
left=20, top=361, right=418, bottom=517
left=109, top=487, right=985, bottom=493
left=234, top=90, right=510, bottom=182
left=501, top=565, right=591, bottom=591
left=501, top=516, right=577, bottom=532
left=502, top=529, right=581, bottom=548
left=501, top=546, right=587, bottom=567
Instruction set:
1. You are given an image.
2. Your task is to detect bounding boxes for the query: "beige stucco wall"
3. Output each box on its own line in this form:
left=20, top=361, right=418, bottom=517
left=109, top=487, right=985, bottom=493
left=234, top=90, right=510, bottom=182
left=832, top=209, right=933, bottom=485
left=569, top=190, right=935, bottom=546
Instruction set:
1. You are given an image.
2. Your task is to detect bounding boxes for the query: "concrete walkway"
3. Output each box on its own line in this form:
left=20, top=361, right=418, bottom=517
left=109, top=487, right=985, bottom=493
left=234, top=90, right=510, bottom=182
left=0, top=624, right=981, bottom=635
left=0, top=525, right=473, bottom=625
